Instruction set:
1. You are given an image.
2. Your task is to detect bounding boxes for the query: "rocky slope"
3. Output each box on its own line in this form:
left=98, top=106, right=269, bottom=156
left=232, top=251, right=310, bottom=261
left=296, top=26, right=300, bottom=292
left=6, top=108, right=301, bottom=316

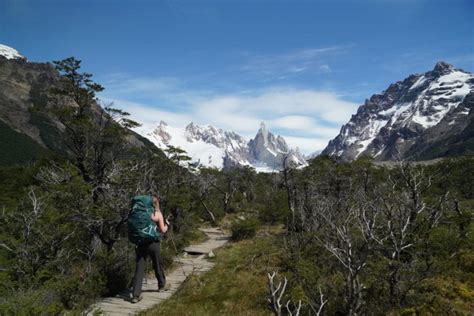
left=322, top=62, right=473, bottom=161
left=0, top=44, right=160, bottom=165
left=143, top=121, right=307, bottom=171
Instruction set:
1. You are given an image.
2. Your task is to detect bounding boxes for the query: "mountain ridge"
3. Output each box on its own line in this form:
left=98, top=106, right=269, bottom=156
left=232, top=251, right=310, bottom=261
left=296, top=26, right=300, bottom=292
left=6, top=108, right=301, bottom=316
left=322, top=61, right=473, bottom=161
left=142, top=121, right=307, bottom=171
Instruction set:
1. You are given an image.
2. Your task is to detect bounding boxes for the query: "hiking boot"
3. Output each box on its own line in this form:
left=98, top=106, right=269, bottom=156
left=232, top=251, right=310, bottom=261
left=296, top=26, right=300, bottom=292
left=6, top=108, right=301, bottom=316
left=158, top=283, right=171, bottom=292
left=131, top=294, right=143, bottom=303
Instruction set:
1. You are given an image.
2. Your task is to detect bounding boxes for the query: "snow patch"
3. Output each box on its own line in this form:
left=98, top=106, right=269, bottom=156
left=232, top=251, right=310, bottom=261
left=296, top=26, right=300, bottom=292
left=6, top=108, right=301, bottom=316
left=354, top=118, right=388, bottom=157
left=0, top=44, right=24, bottom=60
left=431, top=71, right=472, bottom=88
left=409, top=75, right=427, bottom=90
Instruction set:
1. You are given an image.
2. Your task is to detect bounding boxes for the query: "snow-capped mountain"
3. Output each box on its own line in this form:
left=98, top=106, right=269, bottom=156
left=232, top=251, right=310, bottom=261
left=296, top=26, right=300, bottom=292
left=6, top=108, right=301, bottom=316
left=248, top=122, right=307, bottom=169
left=144, top=121, right=307, bottom=171
left=0, top=44, right=25, bottom=60
left=322, top=62, right=473, bottom=161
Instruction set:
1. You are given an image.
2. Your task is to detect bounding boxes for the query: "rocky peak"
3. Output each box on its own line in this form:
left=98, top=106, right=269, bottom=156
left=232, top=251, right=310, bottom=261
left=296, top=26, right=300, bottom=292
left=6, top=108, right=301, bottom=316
left=257, top=121, right=269, bottom=144
left=150, top=121, right=171, bottom=144
left=185, top=122, right=199, bottom=136
left=159, top=120, right=168, bottom=128
left=185, top=123, right=230, bottom=148
left=432, top=61, right=454, bottom=75
left=247, top=121, right=306, bottom=169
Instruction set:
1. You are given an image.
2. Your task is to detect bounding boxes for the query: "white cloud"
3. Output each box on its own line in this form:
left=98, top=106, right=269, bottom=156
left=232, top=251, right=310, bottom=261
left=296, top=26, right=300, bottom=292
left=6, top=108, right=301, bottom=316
left=104, top=98, right=193, bottom=132
left=271, top=115, right=316, bottom=131
left=195, top=88, right=356, bottom=124
left=282, top=135, right=330, bottom=154
left=100, top=75, right=358, bottom=155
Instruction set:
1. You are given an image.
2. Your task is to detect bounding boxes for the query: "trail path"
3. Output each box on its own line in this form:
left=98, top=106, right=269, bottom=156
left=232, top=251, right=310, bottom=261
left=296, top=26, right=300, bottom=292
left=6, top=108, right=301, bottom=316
left=87, top=227, right=230, bottom=315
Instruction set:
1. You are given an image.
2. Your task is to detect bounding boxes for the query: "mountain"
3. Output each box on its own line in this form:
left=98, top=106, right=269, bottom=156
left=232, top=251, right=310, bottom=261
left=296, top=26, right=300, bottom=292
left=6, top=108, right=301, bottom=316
left=0, top=44, right=25, bottom=60
left=248, top=122, right=307, bottom=169
left=143, top=121, right=307, bottom=171
left=322, top=62, right=474, bottom=161
left=0, top=44, right=160, bottom=165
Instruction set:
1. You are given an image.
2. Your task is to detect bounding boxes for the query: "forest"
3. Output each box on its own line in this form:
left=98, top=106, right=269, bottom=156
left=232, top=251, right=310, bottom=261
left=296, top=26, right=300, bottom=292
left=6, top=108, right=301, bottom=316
left=0, top=59, right=472, bottom=315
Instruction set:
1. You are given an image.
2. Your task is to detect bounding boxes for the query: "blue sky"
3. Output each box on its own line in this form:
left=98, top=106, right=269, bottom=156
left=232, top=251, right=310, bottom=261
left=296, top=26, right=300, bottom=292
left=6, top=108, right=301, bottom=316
left=1, top=0, right=473, bottom=153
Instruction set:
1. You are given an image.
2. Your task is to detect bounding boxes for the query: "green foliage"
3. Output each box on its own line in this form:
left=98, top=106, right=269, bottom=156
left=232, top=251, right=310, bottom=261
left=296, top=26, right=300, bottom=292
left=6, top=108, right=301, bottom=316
left=231, top=218, right=260, bottom=241
left=95, top=243, right=135, bottom=296
left=403, top=277, right=474, bottom=314
left=277, top=156, right=474, bottom=314
left=256, top=185, right=288, bottom=224
left=0, top=164, right=41, bottom=208
left=0, top=119, right=50, bottom=166
left=0, top=286, right=64, bottom=315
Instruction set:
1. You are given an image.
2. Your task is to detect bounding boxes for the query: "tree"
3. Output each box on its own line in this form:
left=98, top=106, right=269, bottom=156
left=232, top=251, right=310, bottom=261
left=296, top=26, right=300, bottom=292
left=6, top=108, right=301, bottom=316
left=49, top=57, right=143, bottom=251
left=52, top=57, right=140, bottom=200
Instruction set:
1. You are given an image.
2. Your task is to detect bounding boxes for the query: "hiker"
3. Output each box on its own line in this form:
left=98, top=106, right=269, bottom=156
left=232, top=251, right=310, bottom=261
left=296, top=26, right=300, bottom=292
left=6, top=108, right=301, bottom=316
left=128, top=194, right=170, bottom=303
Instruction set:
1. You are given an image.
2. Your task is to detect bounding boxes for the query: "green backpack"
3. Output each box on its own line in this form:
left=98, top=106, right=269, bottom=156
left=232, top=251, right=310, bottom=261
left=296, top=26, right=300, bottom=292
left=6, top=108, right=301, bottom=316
left=128, top=195, right=161, bottom=245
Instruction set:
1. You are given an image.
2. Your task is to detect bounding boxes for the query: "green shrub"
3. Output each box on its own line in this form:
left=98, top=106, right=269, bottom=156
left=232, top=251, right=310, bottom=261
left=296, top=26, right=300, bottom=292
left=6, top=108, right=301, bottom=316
left=231, top=218, right=260, bottom=241
left=96, top=243, right=135, bottom=296
left=258, top=189, right=289, bottom=224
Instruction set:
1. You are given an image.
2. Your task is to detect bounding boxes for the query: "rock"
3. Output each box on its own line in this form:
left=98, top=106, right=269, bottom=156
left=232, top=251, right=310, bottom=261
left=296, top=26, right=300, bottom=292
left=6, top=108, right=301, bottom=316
left=207, top=250, right=215, bottom=258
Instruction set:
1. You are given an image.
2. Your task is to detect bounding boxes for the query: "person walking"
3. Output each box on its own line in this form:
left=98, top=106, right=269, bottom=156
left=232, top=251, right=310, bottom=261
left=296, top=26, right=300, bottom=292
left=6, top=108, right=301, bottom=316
left=128, top=194, right=170, bottom=303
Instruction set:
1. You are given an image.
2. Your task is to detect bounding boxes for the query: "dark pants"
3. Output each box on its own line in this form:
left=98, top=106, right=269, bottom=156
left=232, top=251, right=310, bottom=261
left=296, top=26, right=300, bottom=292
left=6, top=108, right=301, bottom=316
left=132, top=241, right=166, bottom=297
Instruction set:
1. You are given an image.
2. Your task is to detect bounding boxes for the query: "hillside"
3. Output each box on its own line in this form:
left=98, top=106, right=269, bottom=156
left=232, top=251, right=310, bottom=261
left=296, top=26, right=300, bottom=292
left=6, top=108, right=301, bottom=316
left=0, top=45, right=161, bottom=166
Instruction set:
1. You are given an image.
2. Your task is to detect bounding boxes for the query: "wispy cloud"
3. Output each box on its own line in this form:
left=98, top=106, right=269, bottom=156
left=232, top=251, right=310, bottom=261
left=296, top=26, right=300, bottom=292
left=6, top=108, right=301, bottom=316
left=100, top=75, right=358, bottom=154
left=102, top=74, right=182, bottom=94
left=241, top=45, right=352, bottom=77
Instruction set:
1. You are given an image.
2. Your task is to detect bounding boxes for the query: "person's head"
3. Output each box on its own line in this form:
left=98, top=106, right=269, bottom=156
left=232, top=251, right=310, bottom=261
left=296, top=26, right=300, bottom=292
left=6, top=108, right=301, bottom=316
left=149, top=192, right=160, bottom=208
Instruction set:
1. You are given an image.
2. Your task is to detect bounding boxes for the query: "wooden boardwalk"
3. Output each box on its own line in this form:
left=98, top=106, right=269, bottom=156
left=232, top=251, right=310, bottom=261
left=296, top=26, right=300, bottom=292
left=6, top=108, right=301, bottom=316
left=87, top=227, right=230, bottom=315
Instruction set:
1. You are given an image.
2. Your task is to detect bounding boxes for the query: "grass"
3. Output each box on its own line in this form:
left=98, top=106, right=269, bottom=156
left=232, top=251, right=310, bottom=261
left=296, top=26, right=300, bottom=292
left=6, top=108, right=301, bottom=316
left=141, top=225, right=285, bottom=316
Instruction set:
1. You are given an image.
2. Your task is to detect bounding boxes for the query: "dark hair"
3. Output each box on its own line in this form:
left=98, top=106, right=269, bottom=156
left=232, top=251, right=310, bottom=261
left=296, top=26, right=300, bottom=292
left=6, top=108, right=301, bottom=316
left=147, top=190, right=160, bottom=199
left=146, top=183, right=159, bottom=198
